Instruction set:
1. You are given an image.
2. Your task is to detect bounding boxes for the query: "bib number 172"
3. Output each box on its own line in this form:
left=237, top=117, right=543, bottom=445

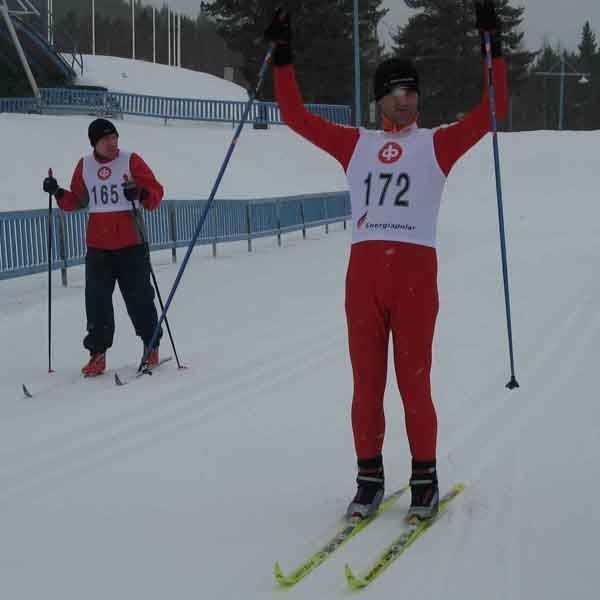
left=364, top=172, right=410, bottom=207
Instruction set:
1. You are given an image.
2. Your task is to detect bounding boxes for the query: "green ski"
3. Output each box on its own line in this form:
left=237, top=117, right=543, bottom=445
left=274, top=485, right=409, bottom=587
left=345, top=483, right=465, bottom=589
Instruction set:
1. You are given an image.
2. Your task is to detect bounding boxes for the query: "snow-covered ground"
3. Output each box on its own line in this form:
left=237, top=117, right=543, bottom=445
left=1, top=56, right=600, bottom=599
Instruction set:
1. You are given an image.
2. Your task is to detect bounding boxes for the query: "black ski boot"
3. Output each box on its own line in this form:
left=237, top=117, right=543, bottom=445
left=407, top=459, right=439, bottom=522
left=346, top=456, right=385, bottom=522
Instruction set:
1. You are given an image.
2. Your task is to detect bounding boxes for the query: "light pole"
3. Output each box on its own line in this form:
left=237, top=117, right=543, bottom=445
left=131, top=0, right=135, bottom=59
left=353, top=0, right=361, bottom=126
left=91, top=0, right=95, bottom=55
left=1, top=0, right=40, bottom=96
left=47, top=0, right=53, bottom=44
left=534, top=53, right=590, bottom=130
left=152, top=6, right=156, bottom=63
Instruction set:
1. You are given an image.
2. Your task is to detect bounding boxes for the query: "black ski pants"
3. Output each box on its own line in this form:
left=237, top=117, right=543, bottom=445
left=83, top=244, right=162, bottom=354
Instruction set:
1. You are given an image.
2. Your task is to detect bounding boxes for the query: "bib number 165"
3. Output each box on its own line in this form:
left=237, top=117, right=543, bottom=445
left=91, top=184, right=120, bottom=205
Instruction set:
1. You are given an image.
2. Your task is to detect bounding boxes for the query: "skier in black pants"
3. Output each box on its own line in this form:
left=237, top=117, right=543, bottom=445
left=42, top=118, right=164, bottom=376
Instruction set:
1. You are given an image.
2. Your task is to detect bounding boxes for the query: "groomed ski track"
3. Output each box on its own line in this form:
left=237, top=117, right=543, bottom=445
left=0, top=130, right=599, bottom=599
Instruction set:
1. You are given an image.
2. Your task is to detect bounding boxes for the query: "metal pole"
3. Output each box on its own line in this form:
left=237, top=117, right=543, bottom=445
left=543, top=77, right=547, bottom=129
left=167, top=7, right=171, bottom=66
left=92, top=0, right=95, bottom=55
left=131, top=0, right=135, bottom=59
left=483, top=31, right=519, bottom=389
left=353, top=0, right=361, bottom=126
left=178, top=13, right=181, bottom=67
left=558, top=55, right=565, bottom=130
left=1, top=0, right=40, bottom=97
left=125, top=190, right=184, bottom=370
left=138, top=46, right=276, bottom=372
left=46, top=169, right=55, bottom=373
left=152, top=6, right=156, bottom=63
left=173, top=11, right=176, bottom=66
left=175, top=12, right=178, bottom=67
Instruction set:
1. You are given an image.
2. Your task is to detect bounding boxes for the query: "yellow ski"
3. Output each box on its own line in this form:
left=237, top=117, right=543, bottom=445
left=274, top=485, right=409, bottom=587
left=345, top=484, right=465, bottom=589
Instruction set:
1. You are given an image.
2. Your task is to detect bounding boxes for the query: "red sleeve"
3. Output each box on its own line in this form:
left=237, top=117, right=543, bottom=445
left=433, top=58, right=508, bottom=176
left=56, top=158, right=88, bottom=211
left=274, top=65, right=360, bottom=172
left=130, top=153, right=164, bottom=211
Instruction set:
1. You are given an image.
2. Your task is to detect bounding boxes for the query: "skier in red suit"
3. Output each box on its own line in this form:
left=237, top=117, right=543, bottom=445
left=42, top=118, right=164, bottom=376
left=265, top=1, right=508, bottom=521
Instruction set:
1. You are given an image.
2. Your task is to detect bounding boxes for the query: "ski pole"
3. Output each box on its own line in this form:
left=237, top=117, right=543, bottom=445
left=47, top=168, right=55, bottom=374
left=124, top=175, right=184, bottom=369
left=137, top=44, right=276, bottom=373
left=483, top=31, right=519, bottom=390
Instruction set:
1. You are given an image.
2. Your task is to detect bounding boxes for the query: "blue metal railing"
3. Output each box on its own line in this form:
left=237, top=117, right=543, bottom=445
left=0, top=96, right=39, bottom=112
left=0, top=87, right=352, bottom=125
left=0, top=193, right=351, bottom=282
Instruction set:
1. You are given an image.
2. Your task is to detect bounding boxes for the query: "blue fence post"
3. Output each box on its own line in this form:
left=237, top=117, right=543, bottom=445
left=57, top=210, right=68, bottom=286
left=212, top=208, right=217, bottom=258
left=276, top=199, right=282, bottom=247
left=169, top=202, right=177, bottom=263
left=300, top=201, right=306, bottom=240
left=246, top=202, right=252, bottom=252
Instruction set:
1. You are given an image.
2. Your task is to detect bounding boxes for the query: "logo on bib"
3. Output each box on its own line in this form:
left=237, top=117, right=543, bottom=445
left=378, top=142, right=403, bottom=164
left=97, top=166, right=112, bottom=181
left=357, top=211, right=368, bottom=230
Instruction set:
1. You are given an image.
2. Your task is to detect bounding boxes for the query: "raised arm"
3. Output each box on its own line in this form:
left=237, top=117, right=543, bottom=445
left=433, top=0, right=509, bottom=176
left=265, top=9, right=359, bottom=172
left=433, top=58, right=508, bottom=176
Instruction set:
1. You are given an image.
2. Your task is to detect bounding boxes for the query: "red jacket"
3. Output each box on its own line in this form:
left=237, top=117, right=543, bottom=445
left=57, top=150, right=164, bottom=250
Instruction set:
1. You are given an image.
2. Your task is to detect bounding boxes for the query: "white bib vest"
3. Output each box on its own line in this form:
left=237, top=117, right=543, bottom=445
left=346, top=127, right=446, bottom=248
left=82, top=151, right=139, bottom=213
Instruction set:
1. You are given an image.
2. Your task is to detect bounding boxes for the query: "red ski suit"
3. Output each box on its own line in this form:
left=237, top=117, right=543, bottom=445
left=274, top=60, right=508, bottom=462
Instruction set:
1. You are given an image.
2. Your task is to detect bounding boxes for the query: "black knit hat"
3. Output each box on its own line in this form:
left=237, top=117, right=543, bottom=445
left=374, top=58, right=420, bottom=101
left=88, top=118, right=118, bottom=147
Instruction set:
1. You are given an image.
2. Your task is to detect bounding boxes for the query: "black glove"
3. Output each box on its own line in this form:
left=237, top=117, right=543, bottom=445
left=42, top=175, right=60, bottom=196
left=475, top=1, right=502, bottom=58
left=264, top=8, right=292, bottom=66
left=122, top=177, right=139, bottom=202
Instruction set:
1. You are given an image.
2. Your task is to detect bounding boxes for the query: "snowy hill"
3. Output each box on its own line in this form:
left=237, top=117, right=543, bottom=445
left=74, top=54, right=249, bottom=100
left=1, top=55, right=600, bottom=599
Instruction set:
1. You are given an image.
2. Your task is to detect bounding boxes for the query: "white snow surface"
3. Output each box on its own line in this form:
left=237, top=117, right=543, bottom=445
left=1, top=56, right=600, bottom=599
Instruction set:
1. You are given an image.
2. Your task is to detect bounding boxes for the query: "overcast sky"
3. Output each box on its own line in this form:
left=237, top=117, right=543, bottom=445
left=141, top=1, right=598, bottom=52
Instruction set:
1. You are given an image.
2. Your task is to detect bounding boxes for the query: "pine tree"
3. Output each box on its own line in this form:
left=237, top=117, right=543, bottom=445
left=574, top=21, right=598, bottom=130
left=577, top=21, right=597, bottom=70
left=201, top=0, right=388, bottom=119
